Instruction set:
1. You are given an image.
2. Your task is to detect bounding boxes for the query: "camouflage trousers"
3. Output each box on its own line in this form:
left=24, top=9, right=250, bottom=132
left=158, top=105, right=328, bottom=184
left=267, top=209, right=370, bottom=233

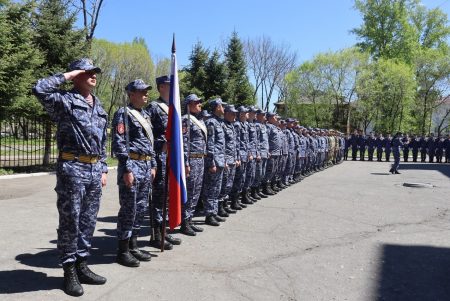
left=264, top=155, right=279, bottom=183
left=277, top=155, right=288, bottom=179
left=219, top=163, right=236, bottom=199
left=55, top=161, right=102, bottom=264
left=152, top=152, right=166, bottom=225
left=283, top=153, right=295, bottom=182
left=202, top=166, right=224, bottom=216
left=117, top=160, right=152, bottom=240
left=243, top=159, right=256, bottom=190
left=231, top=160, right=247, bottom=197
left=252, top=158, right=267, bottom=188
left=296, top=157, right=304, bottom=174
left=183, top=158, right=204, bottom=220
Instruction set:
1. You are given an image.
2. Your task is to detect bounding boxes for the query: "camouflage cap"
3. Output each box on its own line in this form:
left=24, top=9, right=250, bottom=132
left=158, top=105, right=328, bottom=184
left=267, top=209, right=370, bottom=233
left=184, top=94, right=202, bottom=105
left=156, top=75, right=170, bottom=85
left=224, top=104, right=238, bottom=113
left=68, top=58, right=101, bottom=73
left=125, top=79, right=152, bottom=92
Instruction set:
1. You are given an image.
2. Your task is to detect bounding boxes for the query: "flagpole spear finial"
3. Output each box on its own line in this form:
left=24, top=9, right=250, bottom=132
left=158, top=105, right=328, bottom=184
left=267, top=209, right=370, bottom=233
left=172, top=33, right=176, bottom=54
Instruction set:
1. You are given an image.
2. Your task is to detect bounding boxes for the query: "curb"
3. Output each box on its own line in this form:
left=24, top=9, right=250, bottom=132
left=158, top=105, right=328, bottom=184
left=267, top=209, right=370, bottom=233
left=0, top=166, right=118, bottom=180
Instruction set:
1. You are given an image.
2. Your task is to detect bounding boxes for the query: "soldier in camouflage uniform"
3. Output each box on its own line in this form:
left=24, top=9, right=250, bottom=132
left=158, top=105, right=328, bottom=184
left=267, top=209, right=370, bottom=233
left=244, top=106, right=258, bottom=202
left=218, top=104, right=240, bottom=216
left=145, top=75, right=181, bottom=250
left=180, top=94, right=207, bottom=236
left=254, top=109, right=269, bottom=198
left=112, top=79, right=155, bottom=267
left=230, top=106, right=250, bottom=210
left=264, top=113, right=283, bottom=193
left=32, top=58, right=107, bottom=296
left=203, top=98, right=227, bottom=226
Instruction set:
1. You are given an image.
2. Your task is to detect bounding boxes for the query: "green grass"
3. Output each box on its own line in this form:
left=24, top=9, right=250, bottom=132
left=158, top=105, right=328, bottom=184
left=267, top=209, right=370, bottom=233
left=0, top=168, right=14, bottom=176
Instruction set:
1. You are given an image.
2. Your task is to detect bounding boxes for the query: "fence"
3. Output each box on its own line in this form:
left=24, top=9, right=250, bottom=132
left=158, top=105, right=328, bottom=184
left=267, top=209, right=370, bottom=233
left=0, top=115, right=113, bottom=169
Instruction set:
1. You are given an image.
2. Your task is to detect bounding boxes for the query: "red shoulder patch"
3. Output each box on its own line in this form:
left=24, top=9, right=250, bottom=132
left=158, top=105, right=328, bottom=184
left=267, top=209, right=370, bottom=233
left=117, top=123, right=125, bottom=135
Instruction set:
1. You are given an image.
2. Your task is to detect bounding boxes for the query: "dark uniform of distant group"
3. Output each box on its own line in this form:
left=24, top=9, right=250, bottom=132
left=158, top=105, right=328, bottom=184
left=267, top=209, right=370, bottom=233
left=346, top=130, right=450, bottom=171
left=31, top=58, right=353, bottom=297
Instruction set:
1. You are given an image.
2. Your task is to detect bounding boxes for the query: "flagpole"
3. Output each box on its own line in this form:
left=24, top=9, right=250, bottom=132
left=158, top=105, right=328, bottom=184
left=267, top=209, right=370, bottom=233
left=161, top=34, right=176, bottom=252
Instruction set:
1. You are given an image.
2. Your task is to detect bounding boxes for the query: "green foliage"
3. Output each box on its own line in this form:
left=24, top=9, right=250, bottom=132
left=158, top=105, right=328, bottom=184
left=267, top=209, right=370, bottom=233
left=0, top=1, right=43, bottom=120
left=204, top=50, right=227, bottom=100
left=356, top=58, right=416, bottom=133
left=183, top=41, right=209, bottom=96
left=32, top=0, right=87, bottom=76
left=223, top=31, right=254, bottom=106
left=90, top=38, right=155, bottom=119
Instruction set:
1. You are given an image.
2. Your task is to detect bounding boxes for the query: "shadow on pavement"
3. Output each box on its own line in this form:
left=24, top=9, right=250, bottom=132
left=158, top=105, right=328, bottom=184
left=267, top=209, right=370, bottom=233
left=371, top=172, right=392, bottom=176
left=0, top=270, right=61, bottom=294
left=399, top=163, right=450, bottom=178
left=15, top=235, right=117, bottom=269
left=375, top=244, right=450, bottom=301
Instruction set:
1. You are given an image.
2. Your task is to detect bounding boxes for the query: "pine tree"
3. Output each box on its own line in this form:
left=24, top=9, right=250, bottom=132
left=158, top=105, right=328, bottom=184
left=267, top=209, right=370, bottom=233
left=184, top=41, right=209, bottom=97
left=223, top=31, right=254, bottom=106
left=32, top=0, right=86, bottom=76
left=0, top=1, right=43, bottom=119
left=204, top=50, right=227, bottom=100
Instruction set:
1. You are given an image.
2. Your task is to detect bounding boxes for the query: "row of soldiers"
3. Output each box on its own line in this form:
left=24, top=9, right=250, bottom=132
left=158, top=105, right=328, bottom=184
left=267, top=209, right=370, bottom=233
left=31, top=58, right=346, bottom=297
left=180, top=96, right=346, bottom=235
left=346, top=131, right=450, bottom=163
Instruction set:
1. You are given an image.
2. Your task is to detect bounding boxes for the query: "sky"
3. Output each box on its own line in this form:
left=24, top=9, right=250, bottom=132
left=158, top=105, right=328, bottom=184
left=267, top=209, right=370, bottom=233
left=88, top=0, right=450, bottom=69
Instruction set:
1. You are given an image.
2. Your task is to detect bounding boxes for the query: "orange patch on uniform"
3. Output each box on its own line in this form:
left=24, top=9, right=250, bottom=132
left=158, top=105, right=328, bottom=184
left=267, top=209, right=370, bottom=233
left=117, top=123, right=125, bottom=134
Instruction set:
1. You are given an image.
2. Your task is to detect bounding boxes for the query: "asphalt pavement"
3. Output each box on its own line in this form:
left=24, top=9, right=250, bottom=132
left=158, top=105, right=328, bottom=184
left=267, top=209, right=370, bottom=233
left=0, top=161, right=449, bottom=301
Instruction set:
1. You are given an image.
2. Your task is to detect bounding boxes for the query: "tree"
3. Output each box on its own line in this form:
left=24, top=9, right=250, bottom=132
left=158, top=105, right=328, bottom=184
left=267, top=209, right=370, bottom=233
left=204, top=50, right=227, bottom=100
left=413, top=48, right=450, bottom=134
left=79, top=0, right=104, bottom=45
left=245, top=35, right=296, bottom=111
left=223, top=31, right=254, bottom=106
left=0, top=1, right=43, bottom=120
left=183, top=41, right=209, bottom=97
left=352, top=0, right=418, bottom=63
left=356, top=58, right=416, bottom=133
left=90, top=38, right=155, bottom=119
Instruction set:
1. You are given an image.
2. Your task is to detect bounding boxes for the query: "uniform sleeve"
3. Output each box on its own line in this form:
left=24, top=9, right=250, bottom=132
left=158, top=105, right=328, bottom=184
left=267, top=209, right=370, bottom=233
left=101, top=116, right=108, bottom=173
left=182, top=117, right=189, bottom=167
left=112, top=109, right=132, bottom=172
left=205, top=121, right=215, bottom=168
left=32, top=73, right=67, bottom=121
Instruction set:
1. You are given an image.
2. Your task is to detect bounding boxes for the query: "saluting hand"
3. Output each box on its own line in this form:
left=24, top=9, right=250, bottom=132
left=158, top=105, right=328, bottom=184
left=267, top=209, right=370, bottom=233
left=63, top=70, right=87, bottom=81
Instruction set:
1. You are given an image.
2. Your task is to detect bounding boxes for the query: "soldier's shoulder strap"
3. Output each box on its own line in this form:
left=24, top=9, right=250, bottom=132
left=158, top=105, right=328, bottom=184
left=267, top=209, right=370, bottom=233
left=127, top=108, right=154, bottom=146
left=155, top=100, right=169, bottom=115
left=186, top=114, right=207, bottom=139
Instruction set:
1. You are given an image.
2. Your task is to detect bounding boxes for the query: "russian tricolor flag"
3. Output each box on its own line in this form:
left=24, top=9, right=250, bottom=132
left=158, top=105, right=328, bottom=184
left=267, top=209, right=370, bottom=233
left=165, top=36, right=187, bottom=230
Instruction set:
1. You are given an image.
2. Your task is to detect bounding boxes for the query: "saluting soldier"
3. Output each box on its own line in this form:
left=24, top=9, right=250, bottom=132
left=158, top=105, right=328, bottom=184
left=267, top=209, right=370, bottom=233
left=32, top=58, right=108, bottom=296
left=112, top=79, right=155, bottom=267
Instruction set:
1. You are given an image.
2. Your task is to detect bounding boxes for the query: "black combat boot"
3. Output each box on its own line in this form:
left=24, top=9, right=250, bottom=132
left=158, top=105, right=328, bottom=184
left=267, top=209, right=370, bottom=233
left=237, top=194, right=248, bottom=208
left=149, top=227, right=173, bottom=250
left=189, top=217, right=204, bottom=232
left=271, top=181, right=280, bottom=192
left=205, top=215, right=220, bottom=226
left=230, top=195, right=243, bottom=210
left=129, top=236, right=152, bottom=262
left=263, top=182, right=275, bottom=195
left=223, top=198, right=237, bottom=214
left=217, top=201, right=229, bottom=217
left=247, top=188, right=258, bottom=202
left=251, top=187, right=261, bottom=200
left=76, top=257, right=107, bottom=284
left=116, top=239, right=140, bottom=267
left=277, top=180, right=286, bottom=189
left=180, top=219, right=196, bottom=236
left=63, top=262, right=83, bottom=297
left=257, top=186, right=268, bottom=198
left=164, top=229, right=182, bottom=245
left=214, top=215, right=226, bottom=222
left=241, top=190, right=253, bottom=205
